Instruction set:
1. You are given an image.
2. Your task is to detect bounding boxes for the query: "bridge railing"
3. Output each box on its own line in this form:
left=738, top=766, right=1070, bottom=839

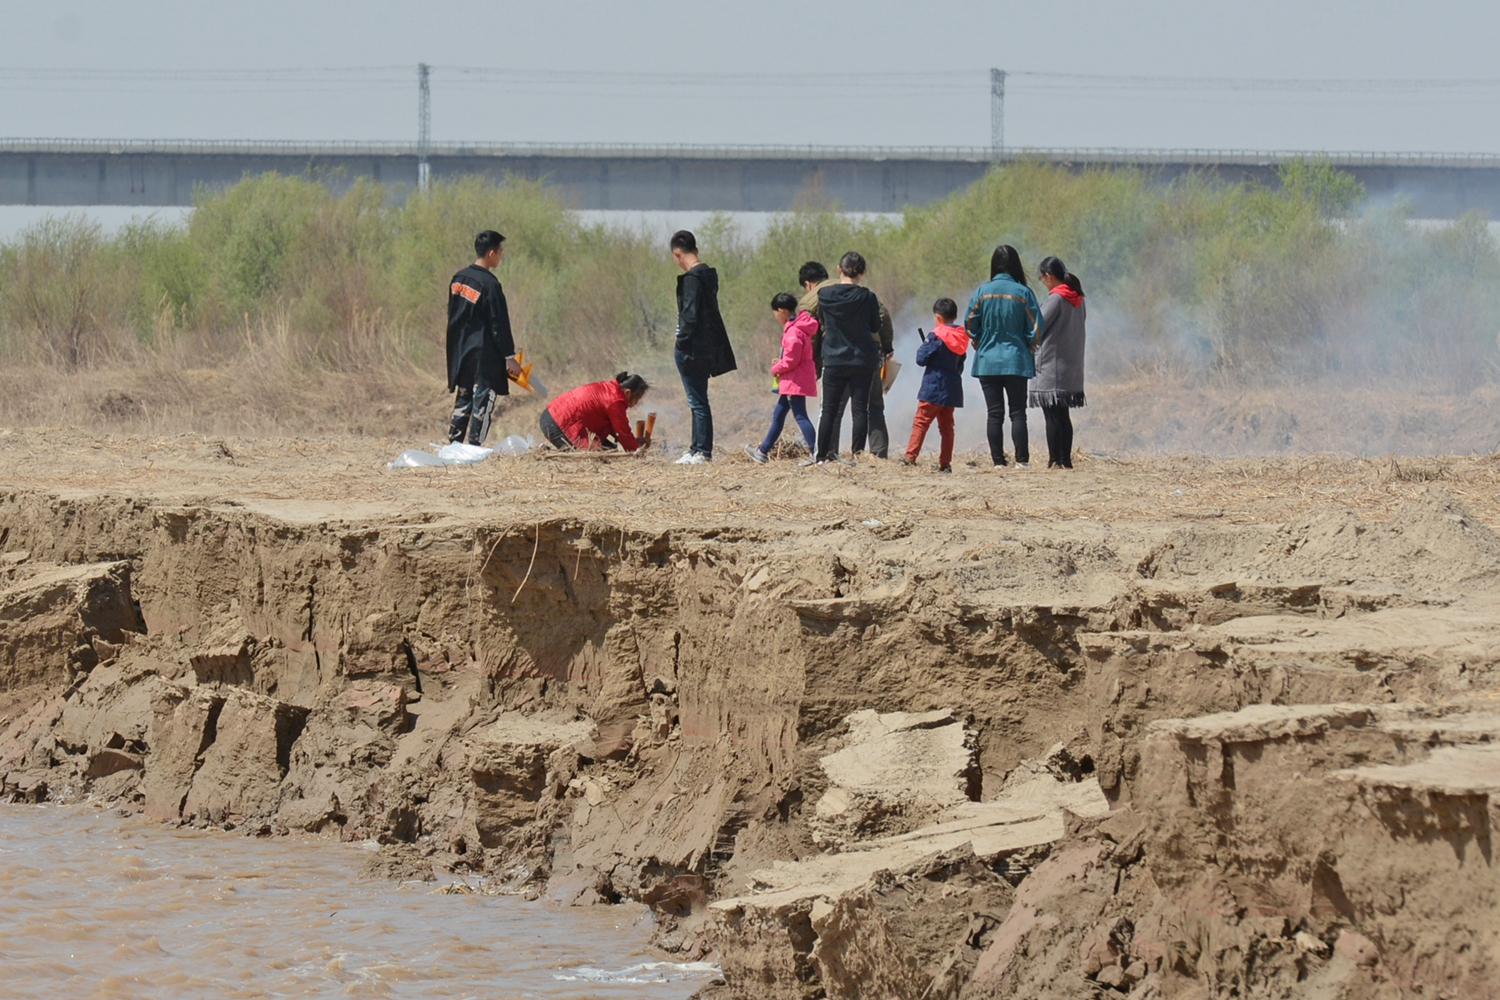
left=3, top=139, right=1500, bottom=168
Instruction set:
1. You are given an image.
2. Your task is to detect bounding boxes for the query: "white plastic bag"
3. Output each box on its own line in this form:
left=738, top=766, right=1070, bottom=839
left=435, top=442, right=495, bottom=464
left=389, top=437, right=533, bottom=469
left=494, top=434, right=533, bottom=457
left=387, top=449, right=445, bottom=468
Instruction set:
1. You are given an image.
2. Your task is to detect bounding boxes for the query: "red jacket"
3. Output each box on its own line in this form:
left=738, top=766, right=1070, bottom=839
left=546, top=380, right=641, bottom=451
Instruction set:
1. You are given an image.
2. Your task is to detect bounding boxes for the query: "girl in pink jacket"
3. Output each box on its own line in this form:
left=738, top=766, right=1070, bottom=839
left=746, top=292, right=818, bottom=463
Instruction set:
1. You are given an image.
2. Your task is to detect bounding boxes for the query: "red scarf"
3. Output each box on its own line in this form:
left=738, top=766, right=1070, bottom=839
left=1050, top=283, right=1083, bottom=307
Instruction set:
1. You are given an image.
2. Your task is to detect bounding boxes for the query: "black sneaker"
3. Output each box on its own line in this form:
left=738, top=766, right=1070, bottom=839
left=938, top=465, right=952, bottom=473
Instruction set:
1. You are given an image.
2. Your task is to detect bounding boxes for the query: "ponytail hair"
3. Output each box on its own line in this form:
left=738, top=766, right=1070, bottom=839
left=615, top=372, right=650, bottom=397
left=990, top=244, right=1027, bottom=286
left=1038, top=255, right=1085, bottom=297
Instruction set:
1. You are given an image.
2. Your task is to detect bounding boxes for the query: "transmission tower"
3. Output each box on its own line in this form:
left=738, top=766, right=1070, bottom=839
left=990, top=68, right=1006, bottom=158
left=417, top=62, right=431, bottom=191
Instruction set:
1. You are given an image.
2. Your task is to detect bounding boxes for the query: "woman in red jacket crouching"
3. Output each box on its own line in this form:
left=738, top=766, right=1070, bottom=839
left=540, top=373, right=652, bottom=452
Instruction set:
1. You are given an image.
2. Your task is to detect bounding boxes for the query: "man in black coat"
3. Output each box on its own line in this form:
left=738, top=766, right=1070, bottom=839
left=671, top=230, right=736, bottom=464
left=446, top=230, right=521, bottom=445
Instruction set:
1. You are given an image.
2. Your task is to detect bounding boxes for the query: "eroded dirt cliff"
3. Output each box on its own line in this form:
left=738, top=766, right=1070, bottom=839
left=1, top=440, right=1497, bottom=999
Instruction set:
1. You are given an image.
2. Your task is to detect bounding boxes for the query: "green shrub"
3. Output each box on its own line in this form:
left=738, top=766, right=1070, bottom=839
left=113, top=216, right=201, bottom=343
left=0, top=160, right=1495, bottom=391
left=0, top=215, right=122, bottom=367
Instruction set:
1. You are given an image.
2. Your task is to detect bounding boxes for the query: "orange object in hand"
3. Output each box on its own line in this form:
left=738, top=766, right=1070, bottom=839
left=507, top=350, right=538, bottom=392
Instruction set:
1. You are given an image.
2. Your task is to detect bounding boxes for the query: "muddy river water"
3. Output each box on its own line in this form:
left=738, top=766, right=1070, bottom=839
left=0, top=804, right=716, bottom=999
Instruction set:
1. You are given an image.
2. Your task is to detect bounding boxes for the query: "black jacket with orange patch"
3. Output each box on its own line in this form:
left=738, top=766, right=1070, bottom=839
left=446, top=263, right=514, bottom=392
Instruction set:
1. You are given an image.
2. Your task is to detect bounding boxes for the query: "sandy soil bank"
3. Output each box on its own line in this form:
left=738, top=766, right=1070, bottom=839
left=2, top=431, right=1497, bottom=999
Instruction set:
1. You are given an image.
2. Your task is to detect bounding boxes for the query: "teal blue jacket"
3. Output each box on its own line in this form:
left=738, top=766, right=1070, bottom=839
left=964, top=275, right=1041, bottom=378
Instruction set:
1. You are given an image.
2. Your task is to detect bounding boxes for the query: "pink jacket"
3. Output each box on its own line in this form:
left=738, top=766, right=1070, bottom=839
left=770, top=311, right=818, bottom=397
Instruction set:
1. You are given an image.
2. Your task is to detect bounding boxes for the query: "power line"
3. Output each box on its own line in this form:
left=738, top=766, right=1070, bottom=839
left=3, top=64, right=1497, bottom=152
left=1007, top=71, right=1500, bottom=93
left=0, top=67, right=410, bottom=81
left=5, top=65, right=1500, bottom=92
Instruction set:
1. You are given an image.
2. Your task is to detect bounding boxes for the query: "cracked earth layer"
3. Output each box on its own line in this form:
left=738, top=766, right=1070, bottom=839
left=2, top=443, right=1498, bottom=1000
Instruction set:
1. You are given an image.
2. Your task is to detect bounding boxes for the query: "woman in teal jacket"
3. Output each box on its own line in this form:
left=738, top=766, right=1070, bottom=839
left=964, top=244, right=1041, bottom=467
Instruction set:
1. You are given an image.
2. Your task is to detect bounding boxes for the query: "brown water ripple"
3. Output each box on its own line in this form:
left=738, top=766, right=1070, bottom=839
left=0, top=804, right=715, bottom=999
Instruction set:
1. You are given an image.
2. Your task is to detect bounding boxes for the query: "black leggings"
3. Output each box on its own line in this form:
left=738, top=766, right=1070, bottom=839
left=539, top=409, right=572, bottom=450
left=849, top=366, right=888, bottom=458
left=978, top=375, right=1029, bottom=465
left=1042, top=404, right=1074, bottom=468
left=816, top=365, right=875, bottom=462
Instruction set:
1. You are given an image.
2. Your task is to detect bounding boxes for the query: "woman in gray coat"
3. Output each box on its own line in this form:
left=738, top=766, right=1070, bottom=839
left=1029, top=256, right=1086, bottom=468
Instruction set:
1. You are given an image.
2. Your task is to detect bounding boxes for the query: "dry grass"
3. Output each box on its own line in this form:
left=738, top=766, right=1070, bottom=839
left=0, top=359, right=448, bottom=439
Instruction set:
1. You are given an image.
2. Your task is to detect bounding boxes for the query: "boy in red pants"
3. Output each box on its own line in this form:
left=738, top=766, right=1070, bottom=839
left=900, top=297, right=969, bottom=472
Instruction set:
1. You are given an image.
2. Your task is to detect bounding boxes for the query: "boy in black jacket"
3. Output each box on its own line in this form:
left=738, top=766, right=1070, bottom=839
left=671, top=230, right=736, bottom=464
left=447, top=230, right=521, bottom=445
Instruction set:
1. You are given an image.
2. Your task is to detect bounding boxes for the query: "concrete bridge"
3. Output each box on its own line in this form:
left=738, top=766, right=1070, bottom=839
left=2, top=140, right=1498, bottom=218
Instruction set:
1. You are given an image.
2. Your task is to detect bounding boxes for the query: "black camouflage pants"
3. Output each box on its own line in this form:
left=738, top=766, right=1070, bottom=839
left=850, top=364, right=889, bottom=458
left=448, top=355, right=498, bottom=445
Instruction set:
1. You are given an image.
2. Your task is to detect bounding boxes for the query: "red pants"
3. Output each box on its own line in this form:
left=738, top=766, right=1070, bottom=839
left=904, top=401, right=955, bottom=466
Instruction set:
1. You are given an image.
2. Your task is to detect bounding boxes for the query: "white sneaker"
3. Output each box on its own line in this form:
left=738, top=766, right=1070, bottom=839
left=1015, top=462, right=1030, bottom=469
left=675, top=452, right=708, bottom=465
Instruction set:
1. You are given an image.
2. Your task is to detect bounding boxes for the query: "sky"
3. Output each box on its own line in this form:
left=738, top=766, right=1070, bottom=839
left=1, top=1, right=1498, bottom=152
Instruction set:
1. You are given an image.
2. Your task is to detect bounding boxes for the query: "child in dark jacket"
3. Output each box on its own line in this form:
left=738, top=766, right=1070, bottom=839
left=900, top=297, right=970, bottom=472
